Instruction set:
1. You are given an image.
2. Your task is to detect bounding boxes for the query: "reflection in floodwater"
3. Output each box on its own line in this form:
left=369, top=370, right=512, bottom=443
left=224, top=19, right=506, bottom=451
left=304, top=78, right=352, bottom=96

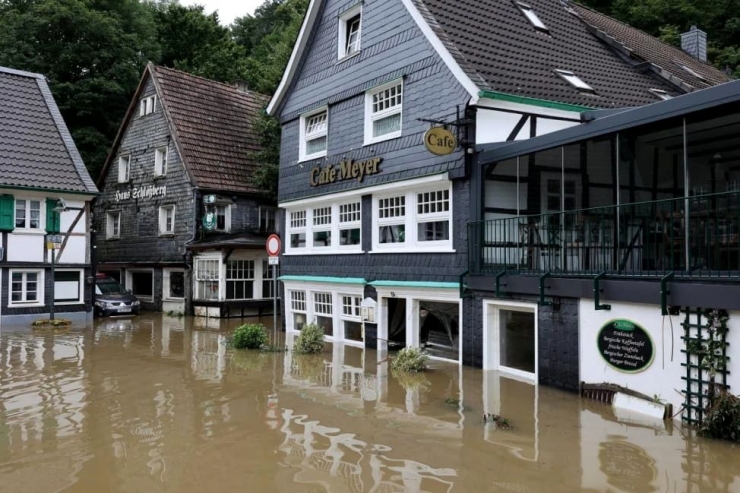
left=0, top=313, right=739, bottom=492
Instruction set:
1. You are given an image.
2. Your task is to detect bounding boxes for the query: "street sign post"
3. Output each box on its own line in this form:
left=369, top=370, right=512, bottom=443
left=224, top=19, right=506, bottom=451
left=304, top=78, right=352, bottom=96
left=266, top=234, right=282, bottom=343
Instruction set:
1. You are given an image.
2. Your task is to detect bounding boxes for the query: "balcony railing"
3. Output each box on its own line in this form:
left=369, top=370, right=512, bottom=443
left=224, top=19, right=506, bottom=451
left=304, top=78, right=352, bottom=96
left=469, top=191, right=740, bottom=279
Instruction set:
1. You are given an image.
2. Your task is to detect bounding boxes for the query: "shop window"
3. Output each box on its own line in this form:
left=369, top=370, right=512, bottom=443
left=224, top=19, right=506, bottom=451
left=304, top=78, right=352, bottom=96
left=194, top=259, right=220, bottom=300
left=10, top=270, right=43, bottom=305
left=165, top=270, right=185, bottom=299
left=341, top=295, right=363, bottom=343
left=54, top=270, right=82, bottom=303
left=226, top=259, right=254, bottom=300
left=419, top=300, right=459, bottom=361
left=129, top=271, right=153, bottom=299
left=313, top=292, right=334, bottom=337
left=291, top=291, right=307, bottom=330
left=15, top=199, right=41, bottom=229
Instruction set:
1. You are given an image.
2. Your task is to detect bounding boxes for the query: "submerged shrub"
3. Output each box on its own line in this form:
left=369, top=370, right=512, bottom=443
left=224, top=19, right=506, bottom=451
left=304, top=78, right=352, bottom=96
left=229, top=323, right=268, bottom=349
left=293, top=323, right=325, bottom=354
left=700, top=391, right=740, bottom=442
left=391, top=347, right=429, bottom=373
left=392, top=368, right=431, bottom=392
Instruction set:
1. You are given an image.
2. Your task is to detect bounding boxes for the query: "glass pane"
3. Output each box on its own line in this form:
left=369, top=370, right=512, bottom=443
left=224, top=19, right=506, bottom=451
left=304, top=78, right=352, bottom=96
left=418, top=221, right=449, bottom=242
left=344, top=320, right=363, bottom=342
left=499, top=309, right=535, bottom=374
left=169, top=272, right=185, bottom=298
left=306, top=136, right=327, bottom=155
left=313, top=231, right=331, bottom=247
left=291, top=233, right=306, bottom=248
left=420, top=301, right=459, bottom=360
left=316, top=315, right=333, bottom=337
left=293, top=312, right=306, bottom=331
left=373, top=113, right=401, bottom=138
left=379, top=224, right=405, bottom=243
left=340, top=228, right=361, bottom=245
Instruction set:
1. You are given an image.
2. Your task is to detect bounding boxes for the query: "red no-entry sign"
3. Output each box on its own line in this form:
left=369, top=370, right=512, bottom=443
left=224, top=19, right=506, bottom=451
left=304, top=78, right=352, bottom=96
left=266, top=234, right=281, bottom=257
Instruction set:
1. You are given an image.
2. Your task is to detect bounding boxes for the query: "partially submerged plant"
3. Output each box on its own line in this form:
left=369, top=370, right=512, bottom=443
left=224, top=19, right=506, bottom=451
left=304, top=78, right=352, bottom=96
left=392, top=368, right=432, bottom=392
left=390, top=347, right=429, bottom=373
left=700, top=391, right=740, bottom=442
left=31, top=318, right=72, bottom=328
left=293, top=323, right=325, bottom=354
left=228, top=323, right=268, bottom=349
left=483, top=413, right=513, bottom=430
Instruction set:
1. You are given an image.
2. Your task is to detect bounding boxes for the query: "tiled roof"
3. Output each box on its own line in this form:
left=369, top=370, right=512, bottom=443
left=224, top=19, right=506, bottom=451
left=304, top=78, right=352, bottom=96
left=572, top=4, right=732, bottom=89
left=414, top=0, right=730, bottom=109
left=151, top=65, right=270, bottom=195
left=0, top=66, right=98, bottom=193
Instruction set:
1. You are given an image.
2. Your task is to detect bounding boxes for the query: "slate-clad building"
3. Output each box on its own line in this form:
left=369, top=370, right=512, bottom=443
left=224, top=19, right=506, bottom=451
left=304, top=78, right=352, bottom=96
left=95, top=64, right=277, bottom=317
left=0, top=66, right=98, bottom=325
left=268, top=0, right=729, bottom=372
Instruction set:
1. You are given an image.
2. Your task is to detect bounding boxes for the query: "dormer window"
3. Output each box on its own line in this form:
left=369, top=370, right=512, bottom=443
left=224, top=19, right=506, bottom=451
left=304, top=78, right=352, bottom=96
left=140, top=95, right=157, bottom=116
left=554, top=70, right=595, bottom=93
left=515, top=2, right=549, bottom=33
left=338, top=5, right=362, bottom=60
left=650, top=89, right=673, bottom=101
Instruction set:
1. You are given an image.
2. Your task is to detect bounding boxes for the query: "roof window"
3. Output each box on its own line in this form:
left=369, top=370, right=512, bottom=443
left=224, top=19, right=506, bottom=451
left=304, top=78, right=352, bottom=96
left=515, top=2, right=549, bottom=33
left=554, top=70, right=595, bottom=93
left=675, top=61, right=707, bottom=82
left=649, top=89, right=673, bottom=101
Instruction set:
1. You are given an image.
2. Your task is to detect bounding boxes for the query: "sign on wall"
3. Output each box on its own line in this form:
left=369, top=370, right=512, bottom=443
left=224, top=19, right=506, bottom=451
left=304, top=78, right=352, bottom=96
left=597, top=319, right=655, bottom=373
left=309, top=158, right=382, bottom=187
left=424, top=126, right=457, bottom=156
left=115, top=185, right=167, bottom=202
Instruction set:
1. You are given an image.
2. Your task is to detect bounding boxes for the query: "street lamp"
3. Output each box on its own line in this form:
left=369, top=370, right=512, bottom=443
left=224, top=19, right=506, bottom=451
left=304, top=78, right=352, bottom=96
left=47, top=199, right=68, bottom=321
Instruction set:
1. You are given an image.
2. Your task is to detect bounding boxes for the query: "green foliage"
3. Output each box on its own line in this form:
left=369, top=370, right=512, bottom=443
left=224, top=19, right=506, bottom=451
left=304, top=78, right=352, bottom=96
left=293, top=354, right=327, bottom=381
left=249, top=111, right=281, bottom=197
left=392, top=369, right=431, bottom=392
left=32, top=318, right=73, bottom=327
left=229, top=323, right=268, bottom=349
left=686, top=309, right=730, bottom=378
left=483, top=413, right=513, bottom=430
left=293, top=323, right=325, bottom=354
left=700, top=391, right=740, bottom=442
left=390, top=347, right=429, bottom=373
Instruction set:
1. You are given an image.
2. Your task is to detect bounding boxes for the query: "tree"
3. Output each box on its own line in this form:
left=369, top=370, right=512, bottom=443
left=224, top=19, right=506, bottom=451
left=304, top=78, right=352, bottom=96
left=0, top=0, right=159, bottom=177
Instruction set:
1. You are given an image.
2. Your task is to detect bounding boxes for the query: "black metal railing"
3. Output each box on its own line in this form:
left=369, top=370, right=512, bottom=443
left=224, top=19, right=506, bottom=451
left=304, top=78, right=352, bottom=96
left=469, top=191, right=740, bottom=278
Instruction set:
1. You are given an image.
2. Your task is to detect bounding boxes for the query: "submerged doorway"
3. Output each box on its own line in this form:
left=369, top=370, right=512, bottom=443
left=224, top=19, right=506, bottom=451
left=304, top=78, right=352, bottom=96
left=484, top=301, right=538, bottom=381
left=386, top=298, right=407, bottom=347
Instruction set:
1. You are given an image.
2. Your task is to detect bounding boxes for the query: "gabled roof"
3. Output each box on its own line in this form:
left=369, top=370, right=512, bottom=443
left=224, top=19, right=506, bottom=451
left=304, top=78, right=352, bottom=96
left=0, top=66, right=98, bottom=194
left=100, top=64, right=270, bottom=196
left=268, top=0, right=732, bottom=116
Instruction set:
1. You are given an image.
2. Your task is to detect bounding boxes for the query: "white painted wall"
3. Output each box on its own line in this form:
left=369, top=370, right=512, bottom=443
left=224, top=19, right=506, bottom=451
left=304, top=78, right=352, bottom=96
left=536, top=118, right=579, bottom=136
left=476, top=110, right=529, bottom=144
left=579, top=300, right=740, bottom=414
left=7, top=234, right=44, bottom=262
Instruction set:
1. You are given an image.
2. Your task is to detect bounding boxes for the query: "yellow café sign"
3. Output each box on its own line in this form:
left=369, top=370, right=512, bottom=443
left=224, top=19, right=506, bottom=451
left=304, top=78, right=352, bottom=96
left=310, top=157, right=382, bottom=187
left=424, top=126, right=457, bottom=156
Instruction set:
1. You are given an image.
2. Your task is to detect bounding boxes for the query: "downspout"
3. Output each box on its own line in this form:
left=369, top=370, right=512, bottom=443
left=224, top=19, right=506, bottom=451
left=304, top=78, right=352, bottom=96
left=183, top=187, right=199, bottom=315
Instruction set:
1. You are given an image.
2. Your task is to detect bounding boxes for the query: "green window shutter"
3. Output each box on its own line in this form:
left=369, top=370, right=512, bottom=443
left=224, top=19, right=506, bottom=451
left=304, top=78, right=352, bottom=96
left=46, top=198, right=61, bottom=233
left=0, top=195, right=14, bottom=231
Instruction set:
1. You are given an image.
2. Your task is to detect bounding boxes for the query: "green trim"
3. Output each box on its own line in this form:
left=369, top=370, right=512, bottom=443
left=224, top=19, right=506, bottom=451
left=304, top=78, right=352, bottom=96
left=0, top=184, right=98, bottom=196
left=478, top=90, right=592, bottom=113
left=369, top=280, right=459, bottom=289
left=278, top=275, right=367, bottom=285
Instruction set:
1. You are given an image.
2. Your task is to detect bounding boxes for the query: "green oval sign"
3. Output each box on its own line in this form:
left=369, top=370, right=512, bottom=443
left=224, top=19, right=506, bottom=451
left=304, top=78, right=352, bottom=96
left=202, top=212, right=216, bottom=231
left=597, top=319, right=654, bottom=373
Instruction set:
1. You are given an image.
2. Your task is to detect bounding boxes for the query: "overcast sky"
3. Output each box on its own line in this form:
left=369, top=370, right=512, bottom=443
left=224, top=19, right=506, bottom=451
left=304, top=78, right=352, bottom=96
left=185, top=0, right=264, bottom=25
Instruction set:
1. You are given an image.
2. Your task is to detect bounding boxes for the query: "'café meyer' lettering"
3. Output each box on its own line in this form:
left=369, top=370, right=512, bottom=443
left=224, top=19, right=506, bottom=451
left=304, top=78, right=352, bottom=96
left=310, top=158, right=382, bottom=187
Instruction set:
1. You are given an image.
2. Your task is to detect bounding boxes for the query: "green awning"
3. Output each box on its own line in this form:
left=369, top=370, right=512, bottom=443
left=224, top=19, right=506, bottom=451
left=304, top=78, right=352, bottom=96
left=369, top=280, right=459, bottom=289
left=278, top=275, right=367, bottom=285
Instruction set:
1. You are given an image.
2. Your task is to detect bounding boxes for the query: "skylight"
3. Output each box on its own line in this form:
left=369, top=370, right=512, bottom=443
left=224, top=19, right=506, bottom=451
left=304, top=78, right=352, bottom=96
left=649, top=89, right=673, bottom=101
left=516, top=2, right=549, bottom=32
left=554, top=70, right=595, bottom=93
left=676, top=62, right=707, bottom=82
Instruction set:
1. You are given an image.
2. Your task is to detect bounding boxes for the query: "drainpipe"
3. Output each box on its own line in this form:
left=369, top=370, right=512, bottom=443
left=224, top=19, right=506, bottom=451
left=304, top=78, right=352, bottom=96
left=183, top=188, right=199, bottom=314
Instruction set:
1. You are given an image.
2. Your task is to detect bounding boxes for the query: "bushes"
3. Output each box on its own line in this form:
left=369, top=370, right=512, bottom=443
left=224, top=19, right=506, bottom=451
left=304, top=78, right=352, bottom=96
left=293, top=323, right=325, bottom=354
left=229, top=323, right=268, bottom=349
left=391, top=347, right=428, bottom=373
left=700, top=391, right=740, bottom=442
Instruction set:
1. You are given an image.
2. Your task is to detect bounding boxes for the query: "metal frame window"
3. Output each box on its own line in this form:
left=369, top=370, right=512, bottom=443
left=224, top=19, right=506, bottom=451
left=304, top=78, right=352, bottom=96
left=158, top=205, right=175, bottom=235
left=15, top=199, right=41, bottom=230
left=226, top=259, right=254, bottom=300
left=339, top=201, right=361, bottom=247
left=154, top=147, right=168, bottom=176
left=9, top=269, right=43, bottom=306
left=106, top=211, right=121, bottom=239
left=118, top=155, right=130, bottom=183
left=365, top=80, right=403, bottom=145
left=194, top=258, right=220, bottom=301
left=299, top=108, right=328, bottom=161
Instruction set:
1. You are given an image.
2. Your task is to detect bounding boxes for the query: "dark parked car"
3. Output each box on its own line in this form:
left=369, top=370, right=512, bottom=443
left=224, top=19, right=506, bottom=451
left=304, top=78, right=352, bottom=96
left=94, top=276, right=141, bottom=317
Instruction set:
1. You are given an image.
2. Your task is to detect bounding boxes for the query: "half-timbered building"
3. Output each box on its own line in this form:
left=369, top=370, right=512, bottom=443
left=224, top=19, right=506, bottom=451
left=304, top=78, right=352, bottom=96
left=95, top=64, right=277, bottom=317
left=268, top=0, right=730, bottom=371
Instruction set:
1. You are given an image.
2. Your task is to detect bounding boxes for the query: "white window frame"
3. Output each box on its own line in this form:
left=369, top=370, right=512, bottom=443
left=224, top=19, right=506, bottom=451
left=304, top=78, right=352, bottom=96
left=311, top=205, right=333, bottom=250
left=193, top=256, right=220, bottom=301
left=288, top=210, right=307, bottom=251
left=285, top=201, right=363, bottom=255
left=364, top=80, right=403, bottom=145
left=14, top=198, right=43, bottom=231
left=554, top=70, right=595, bottom=93
left=337, top=4, right=362, bottom=60
left=163, top=268, right=185, bottom=300
left=106, top=211, right=121, bottom=239
left=482, top=300, right=538, bottom=382
left=9, top=269, right=45, bottom=307
left=225, top=259, right=255, bottom=300
left=158, top=205, right=176, bottom=235
left=54, top=268, right=84, bottom=305
left=140, top=95, right=157, bottom=116
left=154, top=147, right=168, bottom=176
left=515, top=2, right=549, bottom=32
left=126, top=268, right=154, bottom=301
left=214, top=204, right=231, bottom=232
left=284, top=281, right=364, bottom=344
left=372, top=183, right=453, bottom=253
left=299, top=107, right=328, bottom=162
left=118, top=155, right=131, bottom=183
left=338, top=201, right=362, bottom=250
left=340, top=294, right=364, bottom=346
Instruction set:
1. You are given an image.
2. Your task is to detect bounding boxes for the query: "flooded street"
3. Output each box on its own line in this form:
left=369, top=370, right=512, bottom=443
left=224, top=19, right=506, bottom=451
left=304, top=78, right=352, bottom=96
left=0, top=314, right=739, bottom=493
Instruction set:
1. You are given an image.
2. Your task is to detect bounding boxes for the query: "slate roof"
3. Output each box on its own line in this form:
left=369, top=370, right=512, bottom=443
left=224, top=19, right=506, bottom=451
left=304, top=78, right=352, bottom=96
left=151, top=66, right=270, bottom=195
left=414, top=0, right=731, bottom=109
left=0, top=66, right=98, bottom=194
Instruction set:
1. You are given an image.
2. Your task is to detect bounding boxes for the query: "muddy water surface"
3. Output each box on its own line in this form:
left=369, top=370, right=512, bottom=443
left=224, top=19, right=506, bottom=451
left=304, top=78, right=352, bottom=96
left=1, top=314, right=739, bottom=492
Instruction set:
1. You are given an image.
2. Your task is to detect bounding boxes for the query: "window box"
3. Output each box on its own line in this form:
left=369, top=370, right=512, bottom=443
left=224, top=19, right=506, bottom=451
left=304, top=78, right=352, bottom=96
left=299, top=108, right=328, bottom=162
left=365, top=80, right=403, bottom=145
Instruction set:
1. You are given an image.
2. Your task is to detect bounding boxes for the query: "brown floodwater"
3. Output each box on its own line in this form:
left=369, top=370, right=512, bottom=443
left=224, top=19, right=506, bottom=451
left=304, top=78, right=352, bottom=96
left=1, top=313, right=739, bottom=493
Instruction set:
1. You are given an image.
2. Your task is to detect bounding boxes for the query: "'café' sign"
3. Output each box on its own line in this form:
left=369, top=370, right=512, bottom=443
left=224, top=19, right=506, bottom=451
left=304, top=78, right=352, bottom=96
left=310, top=157, right=382, bottom=187
left=424, top=126, right=457, bottom=156
left=115, top=184, right=167, bottom=202
left=597, top=319, right=654, bottom=373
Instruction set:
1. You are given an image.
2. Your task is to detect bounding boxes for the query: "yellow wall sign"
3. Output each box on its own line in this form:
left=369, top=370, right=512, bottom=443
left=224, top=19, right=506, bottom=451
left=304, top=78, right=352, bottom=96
left=424, top=126, right=457, bottom=156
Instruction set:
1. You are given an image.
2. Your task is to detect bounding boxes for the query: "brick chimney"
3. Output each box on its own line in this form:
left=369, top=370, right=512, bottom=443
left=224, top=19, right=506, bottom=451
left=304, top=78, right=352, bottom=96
left=681, top=26, right=707, bottom=62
